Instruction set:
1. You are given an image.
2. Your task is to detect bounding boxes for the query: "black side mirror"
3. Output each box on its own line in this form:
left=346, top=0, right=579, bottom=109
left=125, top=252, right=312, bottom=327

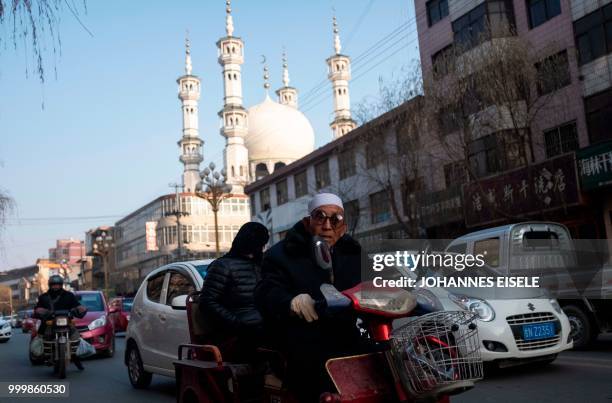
left=313, top=236, right=332, bottom=271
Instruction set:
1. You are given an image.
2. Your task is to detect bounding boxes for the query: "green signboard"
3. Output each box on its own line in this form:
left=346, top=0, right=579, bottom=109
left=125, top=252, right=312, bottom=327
left=577, top=141, right=612, bottom=191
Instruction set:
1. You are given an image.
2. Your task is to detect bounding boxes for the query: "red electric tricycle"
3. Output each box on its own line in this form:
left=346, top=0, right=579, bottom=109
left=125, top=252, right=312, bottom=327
left=173, top=281, right=482, bottom=403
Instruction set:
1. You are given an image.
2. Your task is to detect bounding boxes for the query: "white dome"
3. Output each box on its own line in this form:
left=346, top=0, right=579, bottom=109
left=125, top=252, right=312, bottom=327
left=246, top=96, right=315, bottom=162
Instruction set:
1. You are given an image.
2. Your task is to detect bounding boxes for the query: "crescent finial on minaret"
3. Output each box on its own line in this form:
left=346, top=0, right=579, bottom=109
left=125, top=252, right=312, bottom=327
left=185, top=29, right=192, bottom=75
left=225, top=0, right=234, bottom=36
left=333, top=15, right=341, bottom=54
left=261, top=55, right=270, bottom=92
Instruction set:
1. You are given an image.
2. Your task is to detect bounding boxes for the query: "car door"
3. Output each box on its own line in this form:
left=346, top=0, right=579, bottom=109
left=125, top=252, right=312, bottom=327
left=157, top=268, right=197, bottom=372
left=136, top=270, right=170, bottom=371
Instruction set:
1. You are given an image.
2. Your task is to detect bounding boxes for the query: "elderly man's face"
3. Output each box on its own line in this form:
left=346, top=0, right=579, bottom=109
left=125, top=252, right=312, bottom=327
left=50, top=284, right=62, bottom=292
left=304, top=204, right=346, bottom=247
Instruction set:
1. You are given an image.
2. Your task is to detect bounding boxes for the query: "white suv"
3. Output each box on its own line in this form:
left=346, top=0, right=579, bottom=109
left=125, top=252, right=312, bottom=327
left=125, top=259, right=212, bottom=388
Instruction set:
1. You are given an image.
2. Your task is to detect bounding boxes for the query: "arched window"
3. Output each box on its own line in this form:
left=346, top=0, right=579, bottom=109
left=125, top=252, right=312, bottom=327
left=232, top=46, right=236, bottom=53
left=233, top=73, right=238, bottom=80
left=232, top=166, right=235, bottom=177
left=274, top=162, right=286, bottom=171
left=239, top=165, right=244, bottom=176
left=255, top=163, right=269, bottom=180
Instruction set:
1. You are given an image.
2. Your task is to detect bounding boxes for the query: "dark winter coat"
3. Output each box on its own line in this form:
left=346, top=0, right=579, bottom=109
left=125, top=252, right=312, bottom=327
left=255, top=220, right=363, bottom=349
left=35, top=290, right=82, bottom=314
left=199, top=256, right=263, bottom=341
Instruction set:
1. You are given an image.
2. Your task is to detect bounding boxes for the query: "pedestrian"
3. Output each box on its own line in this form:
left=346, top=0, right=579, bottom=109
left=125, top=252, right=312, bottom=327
left=199, top=221, right=270, bottom=362
left=255, top=193, right=364, bottom=402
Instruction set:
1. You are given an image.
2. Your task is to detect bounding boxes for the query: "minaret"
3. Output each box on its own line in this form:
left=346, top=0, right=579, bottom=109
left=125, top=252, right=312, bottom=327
left=177, top=33, right=203, bottom=192
left=326, top=15, right=356, bottom=139
left=276, top=51, right=298, bottom=108
left=217, top=0, right=249, bottom=193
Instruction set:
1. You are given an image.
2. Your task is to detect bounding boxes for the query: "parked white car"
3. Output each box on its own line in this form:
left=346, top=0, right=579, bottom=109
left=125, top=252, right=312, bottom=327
left=0, top=317, right=12, bottom=342
left=412, top=266, right=573, bottom=367
left=401, top=222, right=576, bottom=367
left=125, top=259, right=213, bottom=388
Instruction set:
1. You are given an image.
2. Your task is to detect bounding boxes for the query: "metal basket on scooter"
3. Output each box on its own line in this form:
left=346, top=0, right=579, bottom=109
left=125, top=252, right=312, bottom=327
left=389, top=311, right=483, bottom=398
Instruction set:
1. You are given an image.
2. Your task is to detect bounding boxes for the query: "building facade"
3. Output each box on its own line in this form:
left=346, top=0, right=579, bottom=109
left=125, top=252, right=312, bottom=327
left=416, top=0, right=611, bottom=239
left=112, top=193, right=249, bottom=294
left=246, top=0, right=611, bottom=246
left=48, top=239, right=86, bottom=265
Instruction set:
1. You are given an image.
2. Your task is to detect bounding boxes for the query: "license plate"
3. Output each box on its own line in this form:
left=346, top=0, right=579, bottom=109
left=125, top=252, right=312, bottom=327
left=522, top=322, right=555, bottom=341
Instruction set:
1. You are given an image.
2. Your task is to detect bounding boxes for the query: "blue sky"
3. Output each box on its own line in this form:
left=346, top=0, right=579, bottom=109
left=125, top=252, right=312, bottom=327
left=0, top=0, right=420, bottom=270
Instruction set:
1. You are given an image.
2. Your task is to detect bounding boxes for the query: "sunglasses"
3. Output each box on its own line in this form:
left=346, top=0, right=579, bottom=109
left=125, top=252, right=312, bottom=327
left=311, top=210, right=345, bottom=228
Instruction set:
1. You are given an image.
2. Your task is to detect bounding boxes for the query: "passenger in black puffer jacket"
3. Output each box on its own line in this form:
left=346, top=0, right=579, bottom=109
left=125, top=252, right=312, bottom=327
left=199, top=221, right=269, bottom=361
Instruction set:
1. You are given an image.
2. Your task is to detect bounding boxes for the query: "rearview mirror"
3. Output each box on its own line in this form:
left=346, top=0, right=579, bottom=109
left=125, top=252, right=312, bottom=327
left=171, top=295, right=188, bottom=310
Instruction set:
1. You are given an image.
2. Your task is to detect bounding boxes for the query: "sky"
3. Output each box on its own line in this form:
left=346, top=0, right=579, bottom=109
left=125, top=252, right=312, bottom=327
left=0, top=0, right=420, bottom=270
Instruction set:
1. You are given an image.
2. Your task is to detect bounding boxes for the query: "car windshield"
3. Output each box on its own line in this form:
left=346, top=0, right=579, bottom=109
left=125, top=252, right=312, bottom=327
left=78, top=293, right=104, bottom=312
left=195, top=264, right=209, bottom=279
left=122, top=299, right=134, bottom=312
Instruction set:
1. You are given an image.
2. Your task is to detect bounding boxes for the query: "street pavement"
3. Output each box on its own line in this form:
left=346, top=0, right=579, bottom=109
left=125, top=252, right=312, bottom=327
left=0, top=332, right=175, bottom=403
left=1, top=332, right=611, bottom=402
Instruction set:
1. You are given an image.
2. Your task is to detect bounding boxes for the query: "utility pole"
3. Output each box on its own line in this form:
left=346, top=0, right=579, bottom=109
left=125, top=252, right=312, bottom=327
left=169, top=182, right=187, bottom=261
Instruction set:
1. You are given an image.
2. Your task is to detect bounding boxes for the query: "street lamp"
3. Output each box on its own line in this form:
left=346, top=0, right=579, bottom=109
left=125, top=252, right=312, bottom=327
left=93, top=231, right=114, bottom=297
left=195, top=162, right=233, bottom=257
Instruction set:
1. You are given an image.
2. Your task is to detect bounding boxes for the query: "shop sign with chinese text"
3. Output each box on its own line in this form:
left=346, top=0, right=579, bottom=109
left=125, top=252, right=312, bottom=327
left=577, top=141, right=612, bottom=191
left=463, top=153, right=580, bottom=227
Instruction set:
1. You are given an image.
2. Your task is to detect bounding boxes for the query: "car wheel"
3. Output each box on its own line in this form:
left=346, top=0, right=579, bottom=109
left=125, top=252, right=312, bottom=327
left=564, top=305, right=596, bottom=350
left=127, top=344, right=152, bottom=389
left=104, top=336, right=115, bottom=358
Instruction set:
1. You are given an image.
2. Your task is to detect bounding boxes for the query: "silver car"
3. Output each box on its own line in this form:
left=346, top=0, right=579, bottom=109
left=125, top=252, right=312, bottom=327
left=124, top=259, right=212, bottom=388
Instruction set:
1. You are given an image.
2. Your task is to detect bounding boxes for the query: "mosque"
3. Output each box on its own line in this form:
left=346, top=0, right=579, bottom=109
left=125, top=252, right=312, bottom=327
left=111, top=0, right=357, bottom=288
left=178, top=0, right=357, bottom=194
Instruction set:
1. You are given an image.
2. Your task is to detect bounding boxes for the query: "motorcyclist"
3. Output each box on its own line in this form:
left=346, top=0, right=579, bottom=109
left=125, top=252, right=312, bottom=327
left=34, top=275, right=88, bottom=370
left=256, top=193, right=365, bottom=402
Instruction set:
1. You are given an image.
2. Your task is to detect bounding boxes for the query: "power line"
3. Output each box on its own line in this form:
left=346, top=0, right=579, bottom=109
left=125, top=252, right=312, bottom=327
left=301, top=33, right=414, bottom=112
left=6, top=215, right=123, bottom=221
left=300, top=21, right=412, bottom=104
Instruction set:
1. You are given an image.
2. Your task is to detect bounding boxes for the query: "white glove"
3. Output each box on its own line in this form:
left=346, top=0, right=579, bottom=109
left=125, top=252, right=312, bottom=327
left=290, top=294, right=318, bottom=322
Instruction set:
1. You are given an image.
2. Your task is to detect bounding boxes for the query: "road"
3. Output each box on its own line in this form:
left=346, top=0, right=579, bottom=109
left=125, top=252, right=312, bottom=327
left=0, top=332, right=175, bottom=403
left=1, top=332, right=611, bottom=402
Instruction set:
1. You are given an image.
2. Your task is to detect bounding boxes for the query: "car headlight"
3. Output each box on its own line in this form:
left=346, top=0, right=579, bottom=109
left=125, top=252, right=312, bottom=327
left=549, top=299, right=562, bottom=314
left=88, top=315, right=106, bottom=331
left=449, top=293, right=495, bottom=321
left=2, top=322, right=9, bottom=330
